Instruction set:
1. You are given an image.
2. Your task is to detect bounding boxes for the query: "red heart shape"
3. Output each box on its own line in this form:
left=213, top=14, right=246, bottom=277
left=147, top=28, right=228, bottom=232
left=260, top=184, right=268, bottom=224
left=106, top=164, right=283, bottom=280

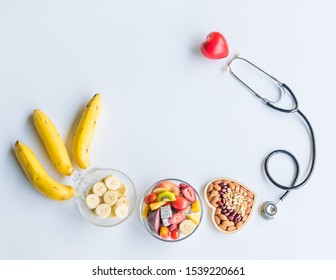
left=200, top=32, right=229, bottom=59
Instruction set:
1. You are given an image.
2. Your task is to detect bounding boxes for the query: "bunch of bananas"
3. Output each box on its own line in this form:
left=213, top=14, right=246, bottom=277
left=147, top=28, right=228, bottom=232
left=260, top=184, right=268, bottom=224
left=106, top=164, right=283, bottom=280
left=15, top=94, right=101, bottom=200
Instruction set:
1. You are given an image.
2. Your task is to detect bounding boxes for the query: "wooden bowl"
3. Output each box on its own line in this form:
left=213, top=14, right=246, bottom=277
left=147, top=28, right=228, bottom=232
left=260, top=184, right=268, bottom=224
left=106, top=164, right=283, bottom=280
left=204, top=177, right=256, bottom=233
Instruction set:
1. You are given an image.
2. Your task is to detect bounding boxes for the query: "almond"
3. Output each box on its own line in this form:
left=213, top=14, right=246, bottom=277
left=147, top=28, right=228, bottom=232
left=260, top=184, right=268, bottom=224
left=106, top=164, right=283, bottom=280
left=222, top=220, right=230, bottom=227
left=227, top=226, right=237, bottom=231
left=229, top=183, right=235, bottom=190
left=219, top=214, right=227, bottom=221
left=208, top=190, right=219, bottom=200
left=247, top=191, right=254, bottom=198
left=236, top=221, right=243, bottom=229
left=219, top=223, right=227, bottom=231
left=213, top=184, right=221, bottom=191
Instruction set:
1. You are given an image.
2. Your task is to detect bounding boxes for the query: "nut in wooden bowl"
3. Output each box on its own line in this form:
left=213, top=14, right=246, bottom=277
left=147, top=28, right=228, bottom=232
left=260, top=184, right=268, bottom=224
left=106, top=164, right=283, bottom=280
left=204, top=178, right=256, bottom=233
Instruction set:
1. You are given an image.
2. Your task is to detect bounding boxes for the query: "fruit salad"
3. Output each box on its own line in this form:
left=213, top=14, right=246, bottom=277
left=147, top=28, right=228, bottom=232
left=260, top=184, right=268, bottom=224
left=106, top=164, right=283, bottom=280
left=141, top=179, right=202, bottom=241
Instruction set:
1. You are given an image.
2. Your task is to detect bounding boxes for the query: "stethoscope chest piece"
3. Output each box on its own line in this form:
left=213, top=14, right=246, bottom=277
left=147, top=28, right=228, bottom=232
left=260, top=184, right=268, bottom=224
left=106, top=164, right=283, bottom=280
left=260, top=201, right=278, bottom=219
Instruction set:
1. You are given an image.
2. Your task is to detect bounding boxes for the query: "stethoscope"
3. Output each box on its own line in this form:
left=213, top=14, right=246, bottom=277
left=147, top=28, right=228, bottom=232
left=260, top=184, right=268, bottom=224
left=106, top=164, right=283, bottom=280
left=226, top=56, right=316, bottom=219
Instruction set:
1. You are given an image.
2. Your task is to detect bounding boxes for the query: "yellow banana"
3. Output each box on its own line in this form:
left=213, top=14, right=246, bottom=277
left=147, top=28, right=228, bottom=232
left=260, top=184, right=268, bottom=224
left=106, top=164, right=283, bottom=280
left=34, top=109, right=73, bottom=176
left=15, top=141, right=74, bottom=200
left=72, top=94, right=101, bottom=169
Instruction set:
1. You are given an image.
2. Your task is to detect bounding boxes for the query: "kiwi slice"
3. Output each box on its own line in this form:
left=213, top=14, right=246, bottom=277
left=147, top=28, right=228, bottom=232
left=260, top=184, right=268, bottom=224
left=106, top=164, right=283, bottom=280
left=156, top=191, right=176, bottom=202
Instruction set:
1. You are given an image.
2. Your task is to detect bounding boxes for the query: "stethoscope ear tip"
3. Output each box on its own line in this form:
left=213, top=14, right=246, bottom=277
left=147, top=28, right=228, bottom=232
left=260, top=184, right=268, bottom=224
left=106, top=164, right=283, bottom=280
left=259, top=201, right=278, bottom=219
left=225, top=54, right=241, bottom=71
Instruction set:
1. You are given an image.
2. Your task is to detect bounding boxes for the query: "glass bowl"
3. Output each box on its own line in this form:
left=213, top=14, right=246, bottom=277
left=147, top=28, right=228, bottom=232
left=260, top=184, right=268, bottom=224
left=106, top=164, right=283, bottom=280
left=73, top=167, right=136, bottom=227
left=140, top=178, right=203, bottom=242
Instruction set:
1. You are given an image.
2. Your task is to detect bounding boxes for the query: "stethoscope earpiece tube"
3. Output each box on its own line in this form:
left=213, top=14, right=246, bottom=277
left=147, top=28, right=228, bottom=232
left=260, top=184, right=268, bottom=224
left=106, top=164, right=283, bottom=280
left=227, top=56, right=316, bottom=220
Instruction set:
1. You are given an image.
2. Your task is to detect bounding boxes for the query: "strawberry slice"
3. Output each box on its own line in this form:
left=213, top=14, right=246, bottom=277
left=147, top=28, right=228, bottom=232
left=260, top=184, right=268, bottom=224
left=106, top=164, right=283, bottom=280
left=181, top=186, right=196, bottom=203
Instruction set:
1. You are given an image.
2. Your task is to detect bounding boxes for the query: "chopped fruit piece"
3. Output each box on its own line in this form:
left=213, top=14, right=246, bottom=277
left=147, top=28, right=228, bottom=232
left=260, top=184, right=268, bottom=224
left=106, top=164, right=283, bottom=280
left=155, top=181, right=178, bottom=191
left=170, top=230, right=180, bottom=240
left=168, top=211, right=186, bottom=225
left=152, top=187, right=167, bottom=194
left=156, top=191, right=176, bottom=202
left=169, top=224, right=178, bottom=232
left=148, top=209, right=160, bottom=233
left=144, top=193, right=157, bottom=204
left=142, top=204, right=151, bottom=218
left=159, top=226, right=170, bottom=239
left=181, top=186, right=196, bottom=203
left=179, top=220, right=196, bottom=235
left=172, top=196, right=189, bottom=211
left=191, top=200, right=201, bottom=212
left=149, top=201, right=166, bottom=210
left=160, top=205, right=173, bottom=219
left=186, top=213, right=201, bottom=225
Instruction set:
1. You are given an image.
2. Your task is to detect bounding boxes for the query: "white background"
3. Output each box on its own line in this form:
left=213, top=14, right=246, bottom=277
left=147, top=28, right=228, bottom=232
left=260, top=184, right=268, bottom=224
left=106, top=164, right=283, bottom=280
left=0, top=0, right=335, bottom=259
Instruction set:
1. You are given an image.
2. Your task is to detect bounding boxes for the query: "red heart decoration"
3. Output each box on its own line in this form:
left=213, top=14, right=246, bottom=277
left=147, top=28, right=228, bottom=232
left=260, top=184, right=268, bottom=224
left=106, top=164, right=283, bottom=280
left=200, top=32, right=229, bottom=59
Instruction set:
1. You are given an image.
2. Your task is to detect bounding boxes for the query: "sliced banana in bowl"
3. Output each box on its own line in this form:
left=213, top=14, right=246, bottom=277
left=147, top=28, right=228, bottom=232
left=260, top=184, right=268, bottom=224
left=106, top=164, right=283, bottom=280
left=73, top=168, right=136, bottom=227
left=92, top=182, right=107, bottom=196
left=103, top=191, right=119, bottom=206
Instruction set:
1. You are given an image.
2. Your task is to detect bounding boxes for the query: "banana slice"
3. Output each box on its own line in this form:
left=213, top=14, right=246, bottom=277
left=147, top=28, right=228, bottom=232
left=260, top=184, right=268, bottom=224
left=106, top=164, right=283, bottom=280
left=116, top=197, right=129, bottom=207
left=86, top=194, right=100, bottom=209
left=179, top=220, right=196, bottom=235
left=109, top=207, right=117, bottom=219
left=114, top=204, right=129, bottom=219
left=95, top=203, right=111, bottom=218
left=103, top=190, right=118, bottom=206
left=117, top=183, right=128, bottom=197
left=104, top=174, right=120, bottom=190
left=92, top=182, right=107, bottom=196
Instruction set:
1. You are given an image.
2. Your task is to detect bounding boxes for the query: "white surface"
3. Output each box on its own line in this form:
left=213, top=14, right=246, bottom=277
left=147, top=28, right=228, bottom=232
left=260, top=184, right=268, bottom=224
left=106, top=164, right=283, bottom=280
left=0, top=0, right=335, bottom=260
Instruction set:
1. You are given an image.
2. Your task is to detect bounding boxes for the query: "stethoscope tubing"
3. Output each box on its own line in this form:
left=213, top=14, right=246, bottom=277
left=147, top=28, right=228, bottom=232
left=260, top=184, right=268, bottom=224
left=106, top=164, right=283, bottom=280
left=263, top=108, right=316, bottom=201
left=227, top=56, right=316, bottom=209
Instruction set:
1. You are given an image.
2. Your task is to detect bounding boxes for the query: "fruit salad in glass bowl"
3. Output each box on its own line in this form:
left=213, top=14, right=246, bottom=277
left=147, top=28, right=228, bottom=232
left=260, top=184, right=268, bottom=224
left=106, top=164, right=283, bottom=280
left=140, top=179, right=202, bottom=242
